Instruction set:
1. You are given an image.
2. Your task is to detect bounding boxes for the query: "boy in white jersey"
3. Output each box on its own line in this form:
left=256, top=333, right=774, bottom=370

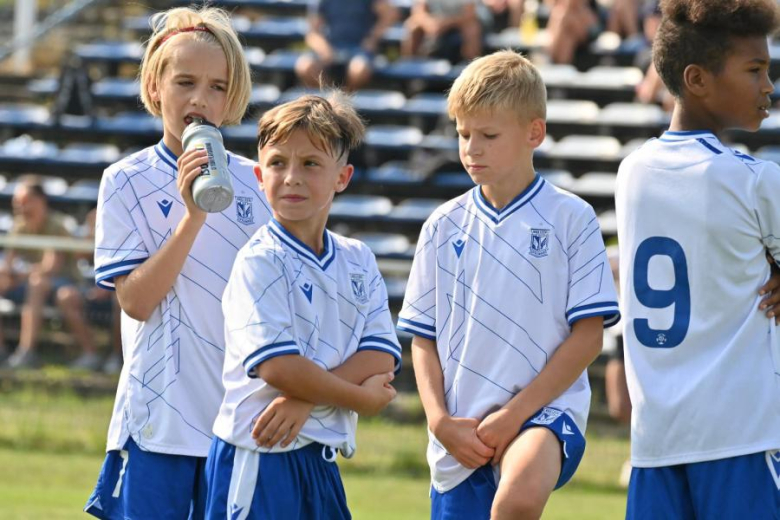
left=397, top=50, right=620, bottom=519
left=84, top=7, right=271, bottom=519
left=616, top=0, right=780, bottom=517
left=206, top=93, right=401, bottom=519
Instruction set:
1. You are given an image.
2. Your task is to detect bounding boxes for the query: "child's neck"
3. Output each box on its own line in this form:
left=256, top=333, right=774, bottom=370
left=479, top=166, right=537, bottom=210
left=668, top=103, right=720, bottom=137
left=275, top=215, right=328, bottom=256
left=163, top=133, right=184, bottom=158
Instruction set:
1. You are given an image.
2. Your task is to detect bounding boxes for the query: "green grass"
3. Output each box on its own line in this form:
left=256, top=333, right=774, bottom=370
left=0, top=384, right=629, bottom=518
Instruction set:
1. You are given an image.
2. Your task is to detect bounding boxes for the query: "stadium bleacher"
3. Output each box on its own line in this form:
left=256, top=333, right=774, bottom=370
left=1, top=0, right=780, bottom=372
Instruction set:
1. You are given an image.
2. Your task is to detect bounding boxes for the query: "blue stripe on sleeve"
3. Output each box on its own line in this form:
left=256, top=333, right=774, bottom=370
left=243, top=341, right=301, bottom=378
left=396, top=318, right=436, bottom=340
left=358, top=336, right=403, bottom=374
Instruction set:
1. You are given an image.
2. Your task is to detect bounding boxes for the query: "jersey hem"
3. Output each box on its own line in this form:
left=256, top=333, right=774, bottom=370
left=631, top=440, right=780, bottom=468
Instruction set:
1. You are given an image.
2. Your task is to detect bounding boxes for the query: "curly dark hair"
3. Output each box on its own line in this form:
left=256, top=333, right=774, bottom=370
left=653, top=0, right=780, bottom=97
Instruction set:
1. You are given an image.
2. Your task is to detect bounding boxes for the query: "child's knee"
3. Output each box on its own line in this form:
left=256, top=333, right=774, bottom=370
left=491, top=488, right=547, bottom=520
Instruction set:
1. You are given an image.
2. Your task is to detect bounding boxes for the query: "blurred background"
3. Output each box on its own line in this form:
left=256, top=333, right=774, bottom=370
left=1, top=0, right=778, bottom=517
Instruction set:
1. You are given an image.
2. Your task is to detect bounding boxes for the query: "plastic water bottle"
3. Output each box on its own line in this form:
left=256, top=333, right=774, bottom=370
left=181, top=118, right=234, bottom=213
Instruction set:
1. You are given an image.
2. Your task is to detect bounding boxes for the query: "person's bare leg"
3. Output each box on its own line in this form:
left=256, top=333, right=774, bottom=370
left=295, top=55, right=325, bottom=88
left=459, top=18, right=483, bottom=60
left=346, top=57, right=373, bottom=91
left=18, top=270, right=51, bottom=352
left=402, top=21, right=425, bottom=57
left=56, top=286, right=97, bottom=356
left=491, top=428, right=561, bottom=520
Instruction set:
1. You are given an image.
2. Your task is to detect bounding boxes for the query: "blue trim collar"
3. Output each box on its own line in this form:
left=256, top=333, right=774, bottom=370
left=659, top=130, right=717, bottom=141
left=268, top=219, right=336, bottom=270
left=473, top=174, right=545, bottom=224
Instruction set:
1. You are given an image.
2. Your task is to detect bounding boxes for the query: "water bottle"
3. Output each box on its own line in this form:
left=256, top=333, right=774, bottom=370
left=181, top=118, right=234, bottom=213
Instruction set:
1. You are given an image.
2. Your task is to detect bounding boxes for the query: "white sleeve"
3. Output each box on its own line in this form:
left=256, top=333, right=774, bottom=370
left=756, top=162, right=780, bottom=264
left=94, top=167, right=149, bottom=290
left=357, top=252, right=403, bottom=373
left=397, top=219, right=437, bottom=340
left=223, top=248, right=301, bottom=378
left=565, top=205, right=621, bottom=328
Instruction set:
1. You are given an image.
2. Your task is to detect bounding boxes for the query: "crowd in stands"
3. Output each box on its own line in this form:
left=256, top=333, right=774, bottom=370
left=0, top=0, right=676, bottom=384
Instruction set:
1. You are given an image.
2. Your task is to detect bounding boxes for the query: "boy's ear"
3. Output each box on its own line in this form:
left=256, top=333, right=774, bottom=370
left=335, top=164, right=354, bottom=193
left=682, top=64, right=709, bottom=98
left=527, top=118, right=546, bottom=148
left=253, top=163, right=264, bottom=188
left=148, top=80, right=160, bottom=104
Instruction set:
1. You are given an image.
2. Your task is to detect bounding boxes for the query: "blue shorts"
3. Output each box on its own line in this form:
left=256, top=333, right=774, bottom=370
left=626, top=449, right=780, bottom=520
left=84, top=437, right=207, bottom=520
left=431, top=407, right=586, bottom=520
left=205, top=437, right=351, bottom=520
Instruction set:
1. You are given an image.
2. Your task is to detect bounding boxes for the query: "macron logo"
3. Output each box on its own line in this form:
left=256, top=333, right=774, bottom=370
left=453, top=238, right=466, bottom=258
left=157, top=199, right=173, bottom=217
left=230, top=504, right=244, bottom=520
left=562, top=422, right=574, bottom=436
left=300, top=282, right=313, bottom=303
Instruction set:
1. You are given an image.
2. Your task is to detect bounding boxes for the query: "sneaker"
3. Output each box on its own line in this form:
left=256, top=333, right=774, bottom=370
left=102, top=353, right=123, bottom=375
left=70, top=352, right=102, bottom=371
left=5, top=348, right=41, bottom=369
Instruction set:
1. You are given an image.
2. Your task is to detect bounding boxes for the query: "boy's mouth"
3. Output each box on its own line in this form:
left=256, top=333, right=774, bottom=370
left=184, top=113, right=206, bottom=125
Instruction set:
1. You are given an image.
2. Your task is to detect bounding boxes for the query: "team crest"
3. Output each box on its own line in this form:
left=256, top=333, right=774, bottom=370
left=236, top=196, right=254, bottom=225
left=350, top=273, right=369, bottom=304
left=529, top=228, right=550, bottom=258
left=530, top=407, right=562, bottom=425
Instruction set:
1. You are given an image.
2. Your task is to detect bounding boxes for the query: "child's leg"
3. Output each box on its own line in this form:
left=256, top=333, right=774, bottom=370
left=84, top=437, right=203, bottom=520
left=491, top=428, right=561, bottom=520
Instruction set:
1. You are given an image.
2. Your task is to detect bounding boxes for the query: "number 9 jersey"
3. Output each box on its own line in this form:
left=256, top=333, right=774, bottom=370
left=616, top=130, right=780, bottom=468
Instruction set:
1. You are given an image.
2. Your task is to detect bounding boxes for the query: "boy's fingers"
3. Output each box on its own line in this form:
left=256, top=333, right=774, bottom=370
left=251, top=410, right=274, bottom=439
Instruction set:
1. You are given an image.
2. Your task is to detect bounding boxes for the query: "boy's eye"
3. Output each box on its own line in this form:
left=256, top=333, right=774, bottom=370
left=305, top=160, right=319, bottom=167
left=484, top=134, right=498, bottom=139
left=212, top=84, right=226, bottom=91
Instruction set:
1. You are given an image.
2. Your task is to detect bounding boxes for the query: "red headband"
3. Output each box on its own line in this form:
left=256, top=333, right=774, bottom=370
left=155, top=26, right=212, bottom=50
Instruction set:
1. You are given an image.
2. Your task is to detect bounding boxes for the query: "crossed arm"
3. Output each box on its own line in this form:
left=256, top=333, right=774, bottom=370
left=252, top=350, right=396, bottom=448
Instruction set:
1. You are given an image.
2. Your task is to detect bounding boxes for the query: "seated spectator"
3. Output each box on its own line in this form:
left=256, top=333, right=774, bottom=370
left=545, top=0, right=600, bottom=64
left=634, top=1, right=673, bottom=111
left=295, top=0, right=399, bottom=91
left=0, top=176, right=98, bottom=369
left=64, top=208, right=120, bottom=372
left=482, top=0, right=524, bottom=31
left=402, top=0, right=492, bottom=63
left=607, top=0, right=640, bottom=41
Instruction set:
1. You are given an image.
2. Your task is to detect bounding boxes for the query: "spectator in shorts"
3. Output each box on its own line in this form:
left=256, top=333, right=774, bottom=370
left=0, top=176, right=93, bottom=369
left=402, top=0, right=492, bottom=63
left=296, top=0, right=399, bottom=91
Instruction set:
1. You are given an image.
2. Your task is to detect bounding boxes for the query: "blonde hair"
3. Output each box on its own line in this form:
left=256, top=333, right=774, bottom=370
left=139, top=6, right=251, bottom=126
left=447, top=50, right=546, bottom=121
left=257, top=93, right=366, bottom=162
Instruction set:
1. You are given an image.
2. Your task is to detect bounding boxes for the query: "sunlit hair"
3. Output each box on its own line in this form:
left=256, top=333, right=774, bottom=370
left=139, top=6, right=251, bottom=125
left=654, top=0, right=780, bottom=98
left=447, top=49, right=546, bottom=121
left=15, top=174, right=48, bottom=202
left=257, top=92, right=366, bottom=162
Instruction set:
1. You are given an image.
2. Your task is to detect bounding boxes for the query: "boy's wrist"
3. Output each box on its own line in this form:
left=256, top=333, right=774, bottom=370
left=428, top=410, right=452, bottom=436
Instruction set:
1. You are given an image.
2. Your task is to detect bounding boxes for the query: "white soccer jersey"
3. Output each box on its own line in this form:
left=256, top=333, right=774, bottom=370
left=397, top=175, right=620, bottom=492
left=616, top=130, right=780, bottom=468
left=213, top=219, right=402, bottom=456
left=95, top=141, right=270, bottom=457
